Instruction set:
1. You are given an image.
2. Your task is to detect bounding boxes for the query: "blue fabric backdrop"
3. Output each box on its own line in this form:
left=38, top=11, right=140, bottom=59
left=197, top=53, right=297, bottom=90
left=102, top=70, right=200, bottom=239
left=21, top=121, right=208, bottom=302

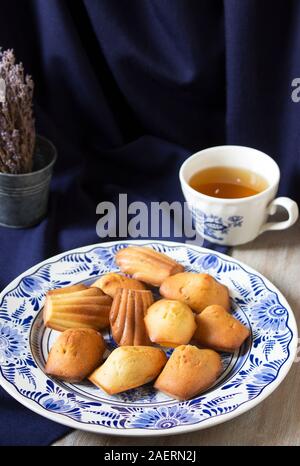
left=0, top=0, right=299, bottom=445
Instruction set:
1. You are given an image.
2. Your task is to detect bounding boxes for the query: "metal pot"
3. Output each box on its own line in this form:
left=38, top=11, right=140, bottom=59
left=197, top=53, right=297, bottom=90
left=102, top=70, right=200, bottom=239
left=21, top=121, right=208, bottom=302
left=0, top=135, right=57, bottom=228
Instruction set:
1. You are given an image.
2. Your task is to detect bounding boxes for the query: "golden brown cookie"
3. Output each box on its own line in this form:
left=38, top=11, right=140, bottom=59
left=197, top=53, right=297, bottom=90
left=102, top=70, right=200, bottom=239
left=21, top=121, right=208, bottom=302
left=110, top=288, right=153, bottom=346
left=115, top=246, right=184, bottom=286
left=45, top=328, right=106, bottom=382
left=193, top=305, right=250, bottom=352
left=154, top=345, right=222, bottom=400
left=47, top=284, right=88, bottom=295
left=160, top=272, right=230, bottom=313
left=144, top=299, right=196, bottom=347
left=92, top=273, right=146, bottom=298
left=89, top=346, right=167, bottom=395
left=44, top=286, right=112, bottom=331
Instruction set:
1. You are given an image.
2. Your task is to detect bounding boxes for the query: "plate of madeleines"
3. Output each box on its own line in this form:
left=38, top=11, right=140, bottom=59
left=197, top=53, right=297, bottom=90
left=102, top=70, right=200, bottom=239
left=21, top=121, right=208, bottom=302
left=0, top=240, right=297, bottom=436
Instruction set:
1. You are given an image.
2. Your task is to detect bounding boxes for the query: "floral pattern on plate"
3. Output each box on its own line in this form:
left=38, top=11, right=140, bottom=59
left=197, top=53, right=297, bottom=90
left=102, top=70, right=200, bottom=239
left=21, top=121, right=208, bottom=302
left=0, top=241, right=297, bottom=435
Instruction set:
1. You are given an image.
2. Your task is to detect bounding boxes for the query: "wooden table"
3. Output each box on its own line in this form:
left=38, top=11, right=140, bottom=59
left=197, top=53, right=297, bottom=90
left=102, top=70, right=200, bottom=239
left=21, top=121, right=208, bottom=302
left=54, top=221, right=300, bottom=446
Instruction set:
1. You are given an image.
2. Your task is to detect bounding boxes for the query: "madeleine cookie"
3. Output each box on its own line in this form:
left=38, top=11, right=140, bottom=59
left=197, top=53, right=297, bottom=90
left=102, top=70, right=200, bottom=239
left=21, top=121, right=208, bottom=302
left=160, top=272, right=230, bottom=313
left=92, top=273, right=146, bottom=298
left=89, top=346, right=167, bottom=395
left=47, top=284, right=88, bottom=295
left=115, top=246, right=184, bottom=286
left=110, top=288, right=153, bottom=346
left=193, top=305, right=250, bottom=352
left=45, top=328, right=105, bottom=382
left=44, top=286, right=112, bottom=331
left=144, top=299, right=196, bottom=347
left=154, top=345, right=222, bottom=400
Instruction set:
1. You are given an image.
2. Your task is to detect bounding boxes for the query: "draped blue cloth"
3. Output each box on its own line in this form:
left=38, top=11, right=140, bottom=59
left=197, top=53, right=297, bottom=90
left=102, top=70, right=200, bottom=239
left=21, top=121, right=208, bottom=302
left=0, top=0, right=299, bottom=445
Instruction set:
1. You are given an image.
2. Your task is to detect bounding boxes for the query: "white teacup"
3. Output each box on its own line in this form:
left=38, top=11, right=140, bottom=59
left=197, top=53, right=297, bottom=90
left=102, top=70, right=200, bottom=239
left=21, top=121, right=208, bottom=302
left=179, top=145, right=299, bottom=246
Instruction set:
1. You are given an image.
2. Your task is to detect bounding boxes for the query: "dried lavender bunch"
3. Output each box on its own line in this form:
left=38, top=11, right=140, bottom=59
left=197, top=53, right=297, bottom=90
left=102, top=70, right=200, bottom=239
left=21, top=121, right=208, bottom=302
left=0, top=49, right=35, bottom=173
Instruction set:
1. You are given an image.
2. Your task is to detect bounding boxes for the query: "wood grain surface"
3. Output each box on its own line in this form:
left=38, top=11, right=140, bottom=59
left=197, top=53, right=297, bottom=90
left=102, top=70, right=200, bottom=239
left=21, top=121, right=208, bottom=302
left=53, top=221, right=300, bottom=446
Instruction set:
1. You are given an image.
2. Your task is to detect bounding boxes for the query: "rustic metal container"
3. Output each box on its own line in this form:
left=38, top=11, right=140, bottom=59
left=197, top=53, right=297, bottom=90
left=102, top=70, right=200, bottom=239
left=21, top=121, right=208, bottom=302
left=0, top=135, right=57, bottom=228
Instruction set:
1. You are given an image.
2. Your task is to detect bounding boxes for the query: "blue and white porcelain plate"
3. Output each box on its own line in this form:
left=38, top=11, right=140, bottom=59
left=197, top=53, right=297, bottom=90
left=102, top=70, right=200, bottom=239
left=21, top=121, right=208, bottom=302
left=0, top=240, right=297, bottom=436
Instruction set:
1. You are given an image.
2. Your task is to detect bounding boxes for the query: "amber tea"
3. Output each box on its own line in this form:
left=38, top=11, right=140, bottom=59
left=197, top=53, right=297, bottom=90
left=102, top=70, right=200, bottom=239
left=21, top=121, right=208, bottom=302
left=189, top=166, right=268, bottom=199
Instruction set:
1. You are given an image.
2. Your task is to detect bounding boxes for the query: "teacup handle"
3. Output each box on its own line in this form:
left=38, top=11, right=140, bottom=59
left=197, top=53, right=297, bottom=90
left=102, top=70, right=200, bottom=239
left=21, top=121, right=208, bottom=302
left=259, top=197, right=299, bottom=234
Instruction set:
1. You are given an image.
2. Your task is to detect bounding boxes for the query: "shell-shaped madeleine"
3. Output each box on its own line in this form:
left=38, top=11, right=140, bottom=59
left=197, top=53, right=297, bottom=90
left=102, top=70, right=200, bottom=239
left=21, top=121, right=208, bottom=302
left=110, top=288, right=153, bottom=346
left=47, top=284, right=88, bottom=296
left=44, top=286, right=112, bottom=332
left=144, top=299, right=196, bottom=348
left=45, top=328, right=106, bottom=382
left=154, top=345, right=222, bottom=400
left=160, top=272, right=230, bottom=313
left=89, top=346, right=167, bottom=395
left=92, top=273, right=146, bottom=298
left=115, top=246, right=184, bottom=286
left=193, top=305, right=250, bottom=352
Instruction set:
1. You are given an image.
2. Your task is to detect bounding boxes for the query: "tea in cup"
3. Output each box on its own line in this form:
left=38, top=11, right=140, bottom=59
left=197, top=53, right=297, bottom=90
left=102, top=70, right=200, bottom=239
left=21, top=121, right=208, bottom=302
left=179, top=145, right=299, bottom=246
